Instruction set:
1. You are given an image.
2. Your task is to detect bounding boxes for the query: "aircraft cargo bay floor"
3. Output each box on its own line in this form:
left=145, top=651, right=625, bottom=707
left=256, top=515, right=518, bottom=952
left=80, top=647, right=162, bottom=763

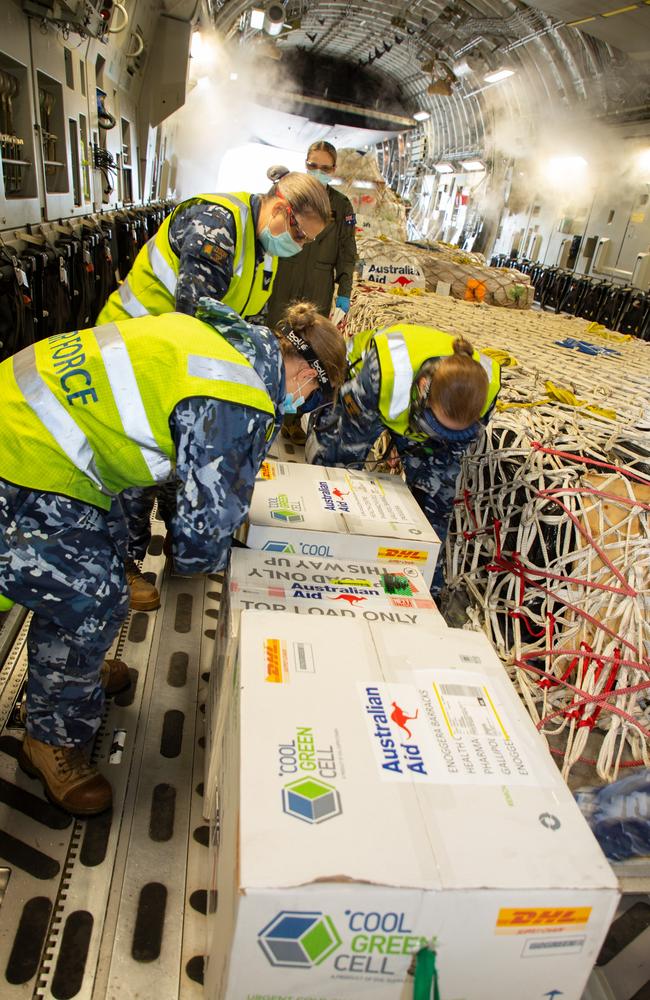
left=0, top=512, right=648, bottom=1000
left=0, top=514, right=213, bottom=1000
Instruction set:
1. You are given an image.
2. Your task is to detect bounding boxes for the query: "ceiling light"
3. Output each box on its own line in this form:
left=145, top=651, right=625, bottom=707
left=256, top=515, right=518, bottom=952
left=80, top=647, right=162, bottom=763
left=483, top=68, right=514, bottom=83
left=459, top=159, right=485, bottom=172
left=637, top=148, right=650, bottom=173
left=544, top=155, right=588, bottom=185
left=413, top=110, right=430, bottom=122
left=434, top=162, right=454, bottom=173
left=352, top=180, right=375, bottom=189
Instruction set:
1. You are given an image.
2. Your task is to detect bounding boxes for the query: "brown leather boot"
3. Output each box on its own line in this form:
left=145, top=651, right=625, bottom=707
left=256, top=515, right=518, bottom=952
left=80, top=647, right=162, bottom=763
left=125, top=560, right=160, bottom=611
left=101, top=658, right=131, bottom=696
left=19, top=733, right=112, bottom=815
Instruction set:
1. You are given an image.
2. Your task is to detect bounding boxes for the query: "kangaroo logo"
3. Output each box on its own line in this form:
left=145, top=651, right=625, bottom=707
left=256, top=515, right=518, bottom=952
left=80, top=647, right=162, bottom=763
left=331, top=594, right=366, bottom=606
left=332, top=487, right=349, bottom=498
left=391, top=701, right=419, bottom=739
left=391, top=275, right=414, bottom=287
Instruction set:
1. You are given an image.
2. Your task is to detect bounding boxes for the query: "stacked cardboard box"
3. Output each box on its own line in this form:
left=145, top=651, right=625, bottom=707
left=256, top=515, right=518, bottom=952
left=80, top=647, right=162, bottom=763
left=244, top=460, right=441, bottom=587
left=203, top=549, right=446, bottom=819
left=204, top=612, right=619, bottom=1000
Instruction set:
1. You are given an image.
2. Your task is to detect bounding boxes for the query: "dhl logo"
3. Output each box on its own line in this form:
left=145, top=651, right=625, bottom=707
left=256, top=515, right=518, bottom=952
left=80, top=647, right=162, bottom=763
left=259, top=461, right=276, bottom=480
left=264, top=639, right=285, bottom=683
left=497, top=907, right=592, bottom=930
left=377, top=547, right=428, bottom=562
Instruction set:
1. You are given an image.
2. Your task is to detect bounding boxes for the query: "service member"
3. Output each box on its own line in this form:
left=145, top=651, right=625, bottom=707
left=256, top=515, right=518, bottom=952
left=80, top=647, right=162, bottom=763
left=307, top=325, right=501, bottom=597
left=0, top=299, right=345, bottom=815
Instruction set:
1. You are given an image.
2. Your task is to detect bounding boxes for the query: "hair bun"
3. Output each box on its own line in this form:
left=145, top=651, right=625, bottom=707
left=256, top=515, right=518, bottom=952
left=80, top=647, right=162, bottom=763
left=267, top=164, right=290, bottom=182
left=286, top=300, right=318, bottom=332
left=452, top=337, right=475, bottom=358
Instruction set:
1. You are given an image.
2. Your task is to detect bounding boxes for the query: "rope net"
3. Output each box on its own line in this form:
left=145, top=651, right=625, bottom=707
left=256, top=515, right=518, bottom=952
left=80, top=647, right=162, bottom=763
left=345, top=282, right=650, bottom=781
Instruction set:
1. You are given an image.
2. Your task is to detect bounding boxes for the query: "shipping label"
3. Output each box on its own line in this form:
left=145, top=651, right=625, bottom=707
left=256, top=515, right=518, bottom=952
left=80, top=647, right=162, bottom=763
left=359, top=672, right=538, bottom=785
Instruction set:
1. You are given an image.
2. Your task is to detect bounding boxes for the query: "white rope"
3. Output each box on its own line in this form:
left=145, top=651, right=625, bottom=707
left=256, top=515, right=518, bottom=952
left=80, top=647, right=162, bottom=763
left=347, top=281, right=650, bottom=781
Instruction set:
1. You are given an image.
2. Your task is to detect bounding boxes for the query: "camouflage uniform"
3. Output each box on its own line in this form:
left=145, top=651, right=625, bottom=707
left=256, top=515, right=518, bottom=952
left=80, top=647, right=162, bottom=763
left=170, top=196, right=263, bottom=317
left=307, top=345, right=488, bottom=595
left=121, top=197, right=267, bottom=561
left=0, top=302, right=284, bottom=746
left=0, top=486, right=129, bottom=746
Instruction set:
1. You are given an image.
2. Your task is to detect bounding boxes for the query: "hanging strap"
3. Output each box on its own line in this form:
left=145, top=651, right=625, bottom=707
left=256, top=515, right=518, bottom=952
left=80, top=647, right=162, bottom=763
left=414, top=946, right=441, bottom=1000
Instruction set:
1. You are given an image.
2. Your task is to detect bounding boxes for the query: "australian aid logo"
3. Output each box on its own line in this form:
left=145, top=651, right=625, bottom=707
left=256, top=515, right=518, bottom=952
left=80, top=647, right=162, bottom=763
left=318, top=481, right=351, bottom=513
left=361, top=683, right=429, bottom=780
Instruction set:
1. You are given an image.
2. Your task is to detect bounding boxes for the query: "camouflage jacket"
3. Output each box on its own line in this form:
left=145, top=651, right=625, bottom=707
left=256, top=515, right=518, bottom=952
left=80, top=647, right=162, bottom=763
left=169, top=195, right=263, bottom=315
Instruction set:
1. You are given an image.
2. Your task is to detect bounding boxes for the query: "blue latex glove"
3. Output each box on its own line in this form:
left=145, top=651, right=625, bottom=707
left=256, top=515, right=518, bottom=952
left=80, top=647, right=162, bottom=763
left=335, top=295, right=351, bottom=313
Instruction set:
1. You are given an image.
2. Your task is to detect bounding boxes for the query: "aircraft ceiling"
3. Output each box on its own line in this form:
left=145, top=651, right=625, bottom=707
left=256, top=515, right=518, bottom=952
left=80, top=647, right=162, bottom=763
left=204, top=0, right=650, bottom=158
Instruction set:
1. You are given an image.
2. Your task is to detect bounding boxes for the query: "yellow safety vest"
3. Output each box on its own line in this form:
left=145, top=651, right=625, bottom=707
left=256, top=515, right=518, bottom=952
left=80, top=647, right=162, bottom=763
left=0, top=313, right=276, bottom=511
left=347, top=324, right=501, bottom=437
left=97, top=193, right=278, bottom=323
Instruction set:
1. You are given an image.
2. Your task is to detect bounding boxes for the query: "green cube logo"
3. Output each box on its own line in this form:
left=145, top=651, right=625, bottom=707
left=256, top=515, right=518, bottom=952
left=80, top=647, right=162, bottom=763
left=258, top=910, right=341, bottom=967
left=282, top=776, right=342, bottom=824
left=270, top=508, right=304, bottom=523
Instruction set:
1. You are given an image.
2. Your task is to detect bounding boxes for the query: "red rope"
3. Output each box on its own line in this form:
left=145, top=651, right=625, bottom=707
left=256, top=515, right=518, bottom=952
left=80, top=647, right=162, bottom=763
left=530, top=442, right=650, bottom=486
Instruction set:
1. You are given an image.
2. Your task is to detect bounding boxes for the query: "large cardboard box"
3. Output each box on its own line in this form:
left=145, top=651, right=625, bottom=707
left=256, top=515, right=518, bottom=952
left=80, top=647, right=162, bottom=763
left=267, top=432, right=305, bottom=464
left=203, top=550, right=447, bottom=818
left=205, top=612, right=619, bottom=1000
left=244, top=460, right=441, bottom=587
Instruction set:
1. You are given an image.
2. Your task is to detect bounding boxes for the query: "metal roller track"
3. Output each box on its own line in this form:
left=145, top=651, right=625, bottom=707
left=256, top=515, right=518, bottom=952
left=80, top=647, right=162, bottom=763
left=0, top=516, right=213, bottom=999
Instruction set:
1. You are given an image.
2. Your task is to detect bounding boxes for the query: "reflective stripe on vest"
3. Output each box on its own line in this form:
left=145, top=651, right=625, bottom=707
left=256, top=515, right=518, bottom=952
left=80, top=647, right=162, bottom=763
left=479, top=354, right=494, bottom=385
left=94, top=323, right=172, bottom=482
left=220, top=194, right=249, bottom=279
left=118, top=277, right=149, bottom=318
left=148, top=238, right=178, bottom=296
left=12, top=346, right=113, bottom=496
left=384, top=331, right=412, bottom=420
left=187, top=354, right=268, bottom=396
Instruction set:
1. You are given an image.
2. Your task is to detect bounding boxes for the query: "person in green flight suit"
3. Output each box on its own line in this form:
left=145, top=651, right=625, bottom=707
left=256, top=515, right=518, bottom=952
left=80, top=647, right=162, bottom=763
left=264, top=142, right=358, bottom=331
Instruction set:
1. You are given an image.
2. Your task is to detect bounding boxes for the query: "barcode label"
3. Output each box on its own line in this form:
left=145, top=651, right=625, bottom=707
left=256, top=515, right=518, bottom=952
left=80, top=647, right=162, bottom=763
left=460, top=655, right=481, bottom=664
left=292, top=642, right=315, bottom=674
left=440, top=683, right=484, bottom=699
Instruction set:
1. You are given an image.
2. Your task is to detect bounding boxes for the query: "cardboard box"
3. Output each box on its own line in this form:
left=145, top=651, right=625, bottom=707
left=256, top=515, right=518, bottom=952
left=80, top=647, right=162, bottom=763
left=205, top=612, right=619, bottom=1000
left=267, top=433, right=305, bottom=464
left=203, top=550, right=447, bottom=818
left=245, top=460, right=441, bottom=587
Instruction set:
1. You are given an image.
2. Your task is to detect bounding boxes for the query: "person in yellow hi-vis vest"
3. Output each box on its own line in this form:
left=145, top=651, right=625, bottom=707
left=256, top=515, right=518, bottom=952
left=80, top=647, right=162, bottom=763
left=306, top=325, right=501, bottom=599
left=97, top=172, right=332, bottom=613
left=0, top=299, right=346, bottom=816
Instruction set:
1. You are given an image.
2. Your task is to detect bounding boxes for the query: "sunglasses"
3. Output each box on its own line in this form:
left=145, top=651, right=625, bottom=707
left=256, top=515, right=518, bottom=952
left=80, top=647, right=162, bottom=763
left=306, top=160, right=335, bottom=173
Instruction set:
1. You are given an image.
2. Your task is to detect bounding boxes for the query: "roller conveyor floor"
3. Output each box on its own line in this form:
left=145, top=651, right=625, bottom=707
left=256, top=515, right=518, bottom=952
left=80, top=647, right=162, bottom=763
left=0, top=511, right=216, bottom=1000
left=0, top=505, right=649, bottom=1000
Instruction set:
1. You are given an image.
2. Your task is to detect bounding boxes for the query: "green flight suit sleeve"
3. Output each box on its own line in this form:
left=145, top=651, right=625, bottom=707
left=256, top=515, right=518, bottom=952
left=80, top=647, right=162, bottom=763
left=333, top=192, right=358, bottom=300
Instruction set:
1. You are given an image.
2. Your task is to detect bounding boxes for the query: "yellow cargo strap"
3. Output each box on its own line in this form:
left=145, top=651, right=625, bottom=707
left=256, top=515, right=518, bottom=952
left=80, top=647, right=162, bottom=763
left=482, top=347, right=518, bottom=367
left=496, top=380, right=617, bottom=421
left=586, top=322, right=632, bottom=343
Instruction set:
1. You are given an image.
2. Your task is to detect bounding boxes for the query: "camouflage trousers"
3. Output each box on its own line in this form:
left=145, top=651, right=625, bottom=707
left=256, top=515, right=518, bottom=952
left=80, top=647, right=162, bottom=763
left=393, top=435, right=464, bottom=597
left=121, top=482, right=176, bottom=563
left=0, top=479, right=129, bottom=747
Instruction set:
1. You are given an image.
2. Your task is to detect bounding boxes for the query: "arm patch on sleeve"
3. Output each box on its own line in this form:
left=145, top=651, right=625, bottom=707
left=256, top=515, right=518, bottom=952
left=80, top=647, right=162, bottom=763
left=344, top=213, right=356, bottom=226
left=200, top=241, right=228, bottom=263
left=342, top=392, right=362, bottom=418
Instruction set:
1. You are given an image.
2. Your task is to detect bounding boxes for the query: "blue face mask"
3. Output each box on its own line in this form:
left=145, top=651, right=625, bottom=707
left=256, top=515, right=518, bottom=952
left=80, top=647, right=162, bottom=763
left=282, top=390, right=305, bottom=415
left=309, top=169, right=331, bottom=186
left=416, top=406, right=480, bottom=444
left=258, top=219, right=303, bottom=258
